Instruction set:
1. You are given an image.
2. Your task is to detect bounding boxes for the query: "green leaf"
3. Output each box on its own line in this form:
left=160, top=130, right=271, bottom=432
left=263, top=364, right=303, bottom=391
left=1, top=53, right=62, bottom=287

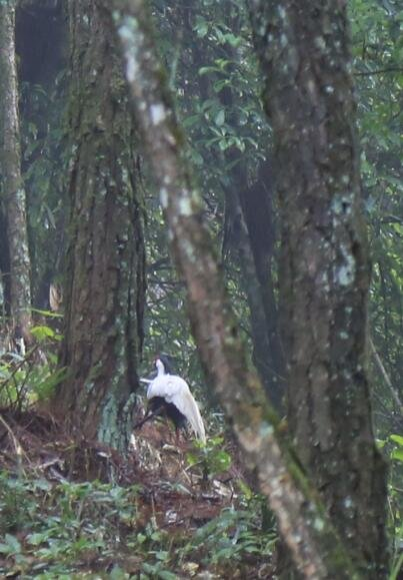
left=28, top=122, right=38, bottom=139
left=158, top=572, right=177, bottom=580
left=33, top=367, right=67, bottom=400
left=391, top=552, right=403, bottom=580
left=27, top=532, right=47, bottom=546
left=186, top=452, right=198, bottom=466
left=137, top=533, right=147, bottom=544
left=391, top=448, right=403, bottom=462
left=224, top=33, right=242, bottom=48
left=109, top=566, right=128, bottom=580
left=237, top=479, right=253, bottom=500
left=198, top=66, right=221, bottom=76
left=211, top=450, right=232, bottom=471
left=219, top=138, right=231, bottom=151
left=31, top=307, right=63, bottom=319
left=182, top=114, right=201, bottom=129
left=194, top=17, right=208, bottom=38
left=213, top=79, right=230, bottom=93
left=390, top=435, right=403, bottom=446
left=31, top=325, right=56, bottom=342
left=0, top=534, right=22, bottom=554
left=215, top=109, right=225, bottom=127
left=189, top=149, right=204, bottom=166
left=33, top=478, right=52, bottom=491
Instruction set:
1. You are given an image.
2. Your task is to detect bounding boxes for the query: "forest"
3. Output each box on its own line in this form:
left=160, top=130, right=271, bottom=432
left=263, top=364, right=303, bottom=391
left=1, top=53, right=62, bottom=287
left=0, top=0, right=402, bottom=578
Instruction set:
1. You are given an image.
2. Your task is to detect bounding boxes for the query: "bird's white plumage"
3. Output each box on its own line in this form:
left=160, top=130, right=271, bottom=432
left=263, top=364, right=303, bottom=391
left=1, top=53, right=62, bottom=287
left=147, top=358, right=206, bottom=442
left=140, top=378, right=152, bottom=384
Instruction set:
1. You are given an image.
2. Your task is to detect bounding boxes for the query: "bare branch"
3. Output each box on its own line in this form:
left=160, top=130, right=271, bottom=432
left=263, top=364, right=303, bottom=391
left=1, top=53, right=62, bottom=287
left=370, top=337, right=403, bottom=412
left=354, top=66, right=403, bottom=76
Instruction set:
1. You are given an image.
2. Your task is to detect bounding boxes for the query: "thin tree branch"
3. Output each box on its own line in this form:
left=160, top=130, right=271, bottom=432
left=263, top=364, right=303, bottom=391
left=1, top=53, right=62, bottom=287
left=370, top=337, right=403, bottom=412
left=354, top=66, right=403, bottom=76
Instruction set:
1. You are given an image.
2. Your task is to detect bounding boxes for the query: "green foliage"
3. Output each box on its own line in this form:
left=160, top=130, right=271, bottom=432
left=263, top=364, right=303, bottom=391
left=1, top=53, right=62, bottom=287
left=348, top=0, right=403, bottom=438
left=142, top=0, right=265, bottom=399
left=0, top=469, right=275, bottom=578
left=377, top=434, right=403, bottom=578
left=180, top=504, right=276, bottom=568
left=20, top=74, right=69, bottom=307
left=0, top=321, right=64, bottom=407
left=187, top=435, right=232, bottom=478
left=30, top=325, right=61, bottom=343
left=0, top=474, right=141, bottom=577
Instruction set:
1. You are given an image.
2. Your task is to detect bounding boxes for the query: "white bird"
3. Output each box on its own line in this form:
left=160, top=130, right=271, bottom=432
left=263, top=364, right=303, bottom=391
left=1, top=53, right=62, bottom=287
left=137, top=355, right=206, bottom=443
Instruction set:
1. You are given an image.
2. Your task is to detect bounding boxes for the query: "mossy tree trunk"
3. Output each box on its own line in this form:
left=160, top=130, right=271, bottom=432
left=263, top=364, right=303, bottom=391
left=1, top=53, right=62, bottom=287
left=54, top=0, right=146, bottom=453
left=249, top=1, right=388, bottom=576
left=0, top=0, right=32, bottom=344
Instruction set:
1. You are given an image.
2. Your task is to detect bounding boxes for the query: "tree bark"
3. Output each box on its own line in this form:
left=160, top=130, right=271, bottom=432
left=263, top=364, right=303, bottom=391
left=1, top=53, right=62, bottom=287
left=54, top=0, right=146, bottom=453
left=240, top=160, right=284, bottom=399
left=104, top=1, right=369, bottom=577
left=249, top=1, right=388, bottom=576
left=0, top=0, right=32, bottom=344
left=222, top=155, right=285, bottom=410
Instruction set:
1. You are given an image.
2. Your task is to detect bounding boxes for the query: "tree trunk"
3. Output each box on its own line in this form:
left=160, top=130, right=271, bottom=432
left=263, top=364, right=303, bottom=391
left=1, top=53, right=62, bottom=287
left=0, top=0, right=32, bottom=344
left=223, top=155, right=285, bottom=410
left=54, top=0, right=146, bottom=453
left=249, top=1, right=388, bottom=576
left=240, top=160, right=285, bottom=398
left=106, top=1, right=369, bottom=577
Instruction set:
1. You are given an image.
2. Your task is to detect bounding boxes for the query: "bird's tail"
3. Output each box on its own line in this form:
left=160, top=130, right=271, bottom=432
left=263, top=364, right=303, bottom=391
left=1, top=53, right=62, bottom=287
left=184, top=391, right=206, bottom=443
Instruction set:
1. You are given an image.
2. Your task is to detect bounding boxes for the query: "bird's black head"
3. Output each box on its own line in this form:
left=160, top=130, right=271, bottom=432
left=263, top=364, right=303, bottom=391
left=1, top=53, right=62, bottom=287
left=156, top=353, right=175, bottom=375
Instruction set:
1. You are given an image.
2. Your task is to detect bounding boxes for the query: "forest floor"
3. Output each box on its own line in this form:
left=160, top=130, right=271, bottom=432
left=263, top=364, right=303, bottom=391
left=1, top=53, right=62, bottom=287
left=0, top=407, right=276, bottom=579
